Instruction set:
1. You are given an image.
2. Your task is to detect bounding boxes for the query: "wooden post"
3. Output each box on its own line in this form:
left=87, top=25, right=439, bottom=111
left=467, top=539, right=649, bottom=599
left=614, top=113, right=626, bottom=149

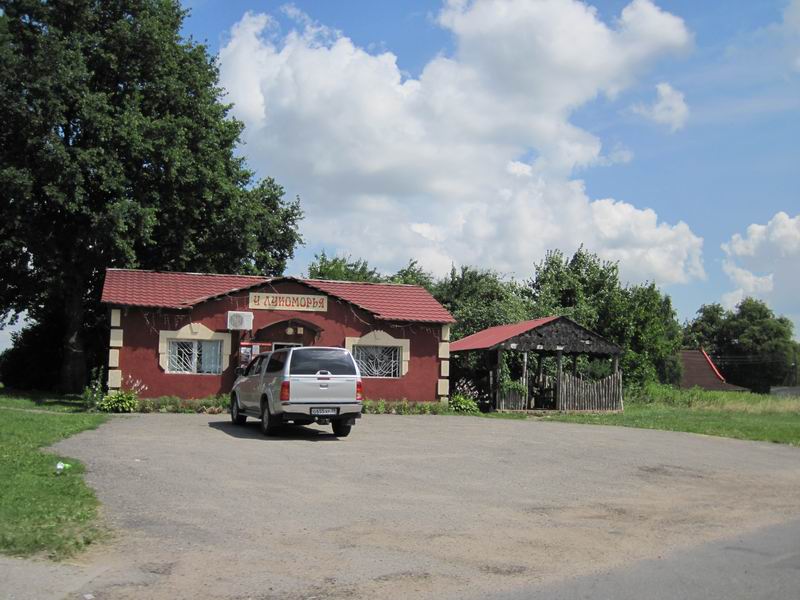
left=572, top=354, right=579, bottom=376
left=536, top=354, right=544, bottom=384
left=494, top=348, right=503, bottom=411
left=612, top=355, right=619, bottom=373
left=555, top=350, right=563, bottom=411
left=522, top=352, right=529, bottom=409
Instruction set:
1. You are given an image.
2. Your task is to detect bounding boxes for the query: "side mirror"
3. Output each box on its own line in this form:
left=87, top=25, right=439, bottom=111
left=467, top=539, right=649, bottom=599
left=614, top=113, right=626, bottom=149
left=235, top=366, right=244, bottom=376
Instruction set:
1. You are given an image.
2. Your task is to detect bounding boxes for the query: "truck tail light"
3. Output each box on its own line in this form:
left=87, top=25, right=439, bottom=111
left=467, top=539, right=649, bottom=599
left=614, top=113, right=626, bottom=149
left=280, top=381, right=291, bottom=403
left=356, top=380, right=364, bottom=402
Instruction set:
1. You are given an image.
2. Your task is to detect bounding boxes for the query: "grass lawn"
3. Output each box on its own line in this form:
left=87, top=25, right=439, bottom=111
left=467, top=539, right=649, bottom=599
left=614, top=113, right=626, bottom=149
left=535, top=384, right=800, bottom=446
left=0, top=406, right=108, bottom=558
left=0, top=392, right=88, bottom=412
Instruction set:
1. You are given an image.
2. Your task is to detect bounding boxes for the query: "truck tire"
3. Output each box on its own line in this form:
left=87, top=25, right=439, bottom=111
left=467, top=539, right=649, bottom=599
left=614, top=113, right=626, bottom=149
left=332, top=421, right=351, bottom=437
left=231, top=395, right=247, bottom=425
left=261, top=402, right=279, bottom=437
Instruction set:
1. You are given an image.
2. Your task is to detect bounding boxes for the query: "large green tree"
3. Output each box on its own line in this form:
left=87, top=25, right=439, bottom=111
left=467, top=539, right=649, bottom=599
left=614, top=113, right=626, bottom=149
left=685, top=299, right=796, bottom=392
left=306, top=251, right=383, bottom=283
left=527, top=248, right=683, bottom=385
left=0, top=1, right=303, bottom=391
left=307, top=253, right=435, bottom=290
left=433, top=266, right=531, bottom=341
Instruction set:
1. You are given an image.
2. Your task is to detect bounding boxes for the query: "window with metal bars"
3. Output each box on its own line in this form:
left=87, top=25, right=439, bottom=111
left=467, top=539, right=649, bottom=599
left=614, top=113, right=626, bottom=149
left=167, top=340, right=223, bottom=374
left=352, top=345, right=401, bottom=378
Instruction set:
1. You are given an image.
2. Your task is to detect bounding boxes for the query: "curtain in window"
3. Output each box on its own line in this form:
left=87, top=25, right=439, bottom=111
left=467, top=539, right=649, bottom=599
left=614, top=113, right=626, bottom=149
left=199, top=340, right=222, bottom=374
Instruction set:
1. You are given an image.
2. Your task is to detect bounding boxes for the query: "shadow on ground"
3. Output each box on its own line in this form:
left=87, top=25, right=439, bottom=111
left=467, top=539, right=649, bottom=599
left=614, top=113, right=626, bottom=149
left=208, top=419, right=340, bottom=442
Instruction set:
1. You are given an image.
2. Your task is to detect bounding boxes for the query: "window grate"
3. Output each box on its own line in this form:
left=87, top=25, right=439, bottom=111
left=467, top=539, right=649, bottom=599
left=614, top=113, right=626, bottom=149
left=168, top=341, right=195, bottom=373
left=353, top=345, right=400, bottom=378
left=167, top=340, right=222, bottom=374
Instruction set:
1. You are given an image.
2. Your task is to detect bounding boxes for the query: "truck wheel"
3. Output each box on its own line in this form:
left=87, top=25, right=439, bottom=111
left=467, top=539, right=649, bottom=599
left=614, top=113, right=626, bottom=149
left=261, top=403, right=279, bottom=437
left=231, top=395, right=247, bottom=425
left=332, top=421, right=351, bottom=437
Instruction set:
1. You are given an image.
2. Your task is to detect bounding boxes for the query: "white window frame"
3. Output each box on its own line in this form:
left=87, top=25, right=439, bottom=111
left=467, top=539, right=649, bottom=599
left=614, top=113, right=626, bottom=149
left=167, top=339, right=223, bottom=375
left=352, top=345, right=402, bottom=379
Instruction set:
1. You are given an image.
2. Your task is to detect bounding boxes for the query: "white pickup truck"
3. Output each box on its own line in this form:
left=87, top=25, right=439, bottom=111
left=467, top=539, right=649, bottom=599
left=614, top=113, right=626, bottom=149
left=230, top=346, right=363, bottom=437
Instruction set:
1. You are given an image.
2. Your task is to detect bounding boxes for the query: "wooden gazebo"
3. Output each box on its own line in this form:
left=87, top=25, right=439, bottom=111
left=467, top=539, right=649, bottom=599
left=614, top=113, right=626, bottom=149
left=450, top=316, right=623, bottom=412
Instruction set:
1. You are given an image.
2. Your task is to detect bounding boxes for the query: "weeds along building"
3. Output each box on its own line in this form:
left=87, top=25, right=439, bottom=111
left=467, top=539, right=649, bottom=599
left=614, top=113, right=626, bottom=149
left=100, top=269, right=455, bottom=401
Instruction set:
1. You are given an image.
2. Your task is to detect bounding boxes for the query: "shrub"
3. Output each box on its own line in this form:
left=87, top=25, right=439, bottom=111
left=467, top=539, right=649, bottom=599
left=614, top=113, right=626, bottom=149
left=136, top=394, right=228, bottom=413
left=80, top=368, right=105, bottom=410
left=362, top=399, right=450, bottom=415
left=448, top=393, right=480, bottom=414
left=97, top=389, right=138, bottom=413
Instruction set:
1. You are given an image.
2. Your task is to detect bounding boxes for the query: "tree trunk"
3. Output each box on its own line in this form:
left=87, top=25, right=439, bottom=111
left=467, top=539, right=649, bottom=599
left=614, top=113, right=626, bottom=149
left=59, top=286, right=87, bottom=393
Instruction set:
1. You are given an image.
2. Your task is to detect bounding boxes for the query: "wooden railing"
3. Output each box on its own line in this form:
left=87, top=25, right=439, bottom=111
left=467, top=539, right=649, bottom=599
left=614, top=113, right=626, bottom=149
left=498, top=372, right=623, bottom=412
left=557, top=371, right=623, bottom=411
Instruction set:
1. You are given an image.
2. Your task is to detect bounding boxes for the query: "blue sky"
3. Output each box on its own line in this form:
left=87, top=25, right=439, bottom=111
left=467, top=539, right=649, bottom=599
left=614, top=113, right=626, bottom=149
left=1, top=1, right=798, bottom=351
left=184, top=0, right=797, bottom=328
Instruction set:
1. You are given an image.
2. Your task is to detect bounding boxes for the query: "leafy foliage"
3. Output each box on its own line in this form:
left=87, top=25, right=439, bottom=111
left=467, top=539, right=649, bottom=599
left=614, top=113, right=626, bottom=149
left=80, top=368, right=105, bottom=410
left=361, top=399, right=449, bottom=415
left=97, top=390, right=138, bottom=413
left=527, top=248, right=683, bottom=386
left=448, top=393, right=481, bottom=414
left=684, top=298, right=796, bottom=392
left=0, top=0, right=303, bottom=391
left=307, top=251, right=383, bottom=282
left=388, top=260, right=435, bottom=290
left=307, top=253, right=435, bottom=290
left=434, top=266, right=532, bottom=341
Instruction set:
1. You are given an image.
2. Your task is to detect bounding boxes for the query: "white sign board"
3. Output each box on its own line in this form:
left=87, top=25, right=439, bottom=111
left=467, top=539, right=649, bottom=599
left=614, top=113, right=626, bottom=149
left=249, top=292, right=328, bottom=312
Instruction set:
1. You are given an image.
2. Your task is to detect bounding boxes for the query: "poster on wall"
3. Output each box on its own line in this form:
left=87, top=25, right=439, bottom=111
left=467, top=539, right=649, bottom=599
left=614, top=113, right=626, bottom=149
left=238, top=343, right=262, bottom=366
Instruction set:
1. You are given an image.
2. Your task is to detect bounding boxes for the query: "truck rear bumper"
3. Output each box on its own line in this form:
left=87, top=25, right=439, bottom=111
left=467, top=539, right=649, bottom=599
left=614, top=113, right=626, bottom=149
left=277, top=403, right=362, bottom=424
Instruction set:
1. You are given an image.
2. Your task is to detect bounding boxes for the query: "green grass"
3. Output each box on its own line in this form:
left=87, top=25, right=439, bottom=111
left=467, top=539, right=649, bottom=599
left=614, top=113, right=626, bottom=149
left=0, top=407, right=108, bottom=558
left=537, top=383, right=800, bottom=446
left=0, top=393, right=88, bottom=412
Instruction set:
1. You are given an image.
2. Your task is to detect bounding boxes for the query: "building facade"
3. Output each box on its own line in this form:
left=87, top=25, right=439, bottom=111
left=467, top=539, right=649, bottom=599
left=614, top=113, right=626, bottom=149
left=101, top=269, right=454, bottom=401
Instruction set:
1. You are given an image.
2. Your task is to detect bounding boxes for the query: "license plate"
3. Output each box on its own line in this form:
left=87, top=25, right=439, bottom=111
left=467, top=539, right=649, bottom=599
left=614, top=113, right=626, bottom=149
left=311, top=407, right=338, bottom=416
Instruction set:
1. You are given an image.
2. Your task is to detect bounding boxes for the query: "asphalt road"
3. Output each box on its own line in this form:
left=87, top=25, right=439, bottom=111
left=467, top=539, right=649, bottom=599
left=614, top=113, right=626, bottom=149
left=2, top=413, right=799, bottom=599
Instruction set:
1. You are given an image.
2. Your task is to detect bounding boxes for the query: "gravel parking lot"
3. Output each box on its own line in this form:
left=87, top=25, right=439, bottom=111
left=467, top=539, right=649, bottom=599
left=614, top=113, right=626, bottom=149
left=3, top=413, right=800, bottom=599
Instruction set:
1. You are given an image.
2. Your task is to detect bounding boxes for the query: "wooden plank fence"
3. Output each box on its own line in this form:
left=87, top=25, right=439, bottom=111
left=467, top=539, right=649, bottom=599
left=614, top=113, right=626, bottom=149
left=498, top=388, right=527, bottom=411
left=498, top=372, right=622, bottom=412
left=557, top=371, right=623, bottom=411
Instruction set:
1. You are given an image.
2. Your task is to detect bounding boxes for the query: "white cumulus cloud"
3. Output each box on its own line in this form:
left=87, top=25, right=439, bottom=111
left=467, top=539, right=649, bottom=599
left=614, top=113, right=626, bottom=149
left=722, top=211, right=800, bottom=334
left=632, top=82, right=689, bottom=131
left=219, top=0, right=703, bottom=284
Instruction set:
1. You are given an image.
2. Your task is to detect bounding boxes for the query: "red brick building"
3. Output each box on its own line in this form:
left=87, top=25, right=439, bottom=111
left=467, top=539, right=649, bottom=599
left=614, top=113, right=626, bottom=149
left=100, top=269, right=454, bottom=401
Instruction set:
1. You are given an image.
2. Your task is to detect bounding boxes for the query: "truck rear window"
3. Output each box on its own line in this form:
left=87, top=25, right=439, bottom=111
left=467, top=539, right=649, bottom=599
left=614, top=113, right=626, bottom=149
left=289, top=348, right=357, bottom=375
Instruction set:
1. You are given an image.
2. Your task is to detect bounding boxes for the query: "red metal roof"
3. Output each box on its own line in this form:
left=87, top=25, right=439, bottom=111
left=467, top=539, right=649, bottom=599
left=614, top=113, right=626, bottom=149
left=101, top=269, right=454, bottom=323
left=450, top=316, right=560, bottom=352
left=300, top=278, right=454, bottom=323
left=101, top=269, right=268, bottom=309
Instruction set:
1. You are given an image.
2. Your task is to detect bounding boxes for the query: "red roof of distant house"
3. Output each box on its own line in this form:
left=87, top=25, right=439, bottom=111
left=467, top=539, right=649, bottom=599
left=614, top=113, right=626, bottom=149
left=101, top=269, right=454, bottom=323
left=679, top=349, right=748, bottom=392
left=450, top=316, right=560, bottom=352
